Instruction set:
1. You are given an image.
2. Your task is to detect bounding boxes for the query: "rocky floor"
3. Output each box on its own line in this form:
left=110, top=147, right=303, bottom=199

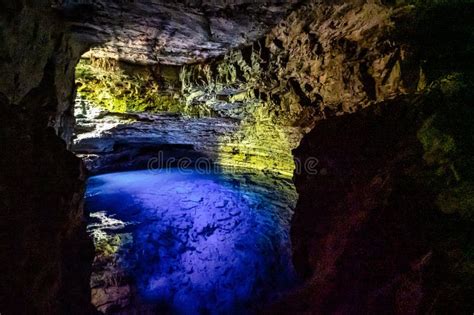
left=85, top=168, right=298, bottom=314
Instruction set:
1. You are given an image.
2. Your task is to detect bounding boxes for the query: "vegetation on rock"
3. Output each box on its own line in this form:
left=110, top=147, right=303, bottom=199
left=76, top=55, right=306, bottom=175
left=75, top=58, right=210, bottom=116
left=417, top=73, right=474, bottom=220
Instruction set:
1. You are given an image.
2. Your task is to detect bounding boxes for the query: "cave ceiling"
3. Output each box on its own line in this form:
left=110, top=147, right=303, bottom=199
left=62, top=0, right=300, bottom=65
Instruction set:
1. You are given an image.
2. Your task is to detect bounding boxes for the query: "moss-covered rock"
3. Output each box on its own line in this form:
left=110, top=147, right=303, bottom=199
left=76, top=58, right=211, bottom=116
left=417, top=73, right=474, bottom=220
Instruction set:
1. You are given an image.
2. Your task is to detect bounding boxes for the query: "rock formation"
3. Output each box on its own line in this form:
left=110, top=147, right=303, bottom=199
left=0, top=1, right=94, bottom=314
left=64, top=0, right=301, bottom=65
left=285, top=90, right=473, bottom=314
left=1, top=0, right=473, bottom=313
left=273, top=1, right=474, bottom=313
left=73, top=97, right=241, bottom=174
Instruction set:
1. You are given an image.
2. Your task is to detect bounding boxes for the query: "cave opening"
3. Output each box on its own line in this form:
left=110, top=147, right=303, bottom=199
left=71, top=53, right=302, bottom=313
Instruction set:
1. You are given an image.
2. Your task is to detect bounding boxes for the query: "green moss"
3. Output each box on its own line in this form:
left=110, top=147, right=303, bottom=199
left=91, top=231, right=133, bottom=259
left=417, top=115, right=457, bottom=177
left=437, top=183, right=474, bottom=219
left=75, top=58, right=208, bottom=116
left=438, top=73, right=469, bottom=97
left=417, top=73, right=474, bottom=220
left=216, top=107, right=300, bottom=176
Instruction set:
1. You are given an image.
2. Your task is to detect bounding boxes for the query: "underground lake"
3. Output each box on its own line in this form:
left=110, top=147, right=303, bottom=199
left=84, top=168, right=298, bottom=314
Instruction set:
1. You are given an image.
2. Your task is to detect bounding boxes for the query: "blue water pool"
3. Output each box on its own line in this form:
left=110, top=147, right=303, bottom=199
left=85, top=168, right=297, bottom=314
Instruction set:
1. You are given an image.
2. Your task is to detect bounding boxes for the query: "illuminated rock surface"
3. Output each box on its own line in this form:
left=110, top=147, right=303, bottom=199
left=73, top=98, right=240, bottom=174
left=85, top=169, right=297, bottom=314
left=65, top=0, right=301, bottom=65
left=73, top=92, right=301, bottom=176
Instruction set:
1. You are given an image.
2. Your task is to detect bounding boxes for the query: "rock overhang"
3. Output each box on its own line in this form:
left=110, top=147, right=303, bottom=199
left=61, top=0, right=301, bottom=65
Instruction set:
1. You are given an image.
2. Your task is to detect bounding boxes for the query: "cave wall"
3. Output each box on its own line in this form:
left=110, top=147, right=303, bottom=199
left=75, top=0, right=422, bottom=176
left=75, top=58, right=185, bottom=114
left=0, top=1, right=95, bottom=313
left=276, top=1, right=474, bottom=313
left=180, top=1, right=420, bottom=117
left=74, top=56, right=304, bottom=175
left=286, top=94, right=473, bottom=314
left=177, top=0, right=430, bottom=175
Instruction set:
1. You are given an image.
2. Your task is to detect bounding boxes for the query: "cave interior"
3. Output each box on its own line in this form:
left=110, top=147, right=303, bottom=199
left=0, top=0, right=473, bottom=314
